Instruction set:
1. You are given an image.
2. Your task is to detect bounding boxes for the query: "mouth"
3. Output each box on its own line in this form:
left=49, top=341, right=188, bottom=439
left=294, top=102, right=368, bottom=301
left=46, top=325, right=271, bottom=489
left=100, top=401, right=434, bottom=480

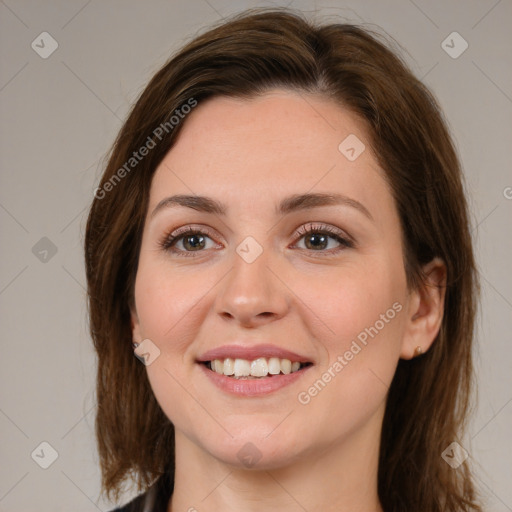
left=202, top=357, right=312, bottom=379
left=196, top=344, right=314, bottom=396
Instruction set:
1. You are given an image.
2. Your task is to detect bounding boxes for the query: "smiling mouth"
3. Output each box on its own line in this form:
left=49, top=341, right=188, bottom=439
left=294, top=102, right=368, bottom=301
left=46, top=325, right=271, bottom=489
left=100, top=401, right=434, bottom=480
left=202, top=357, right=312, bottom=379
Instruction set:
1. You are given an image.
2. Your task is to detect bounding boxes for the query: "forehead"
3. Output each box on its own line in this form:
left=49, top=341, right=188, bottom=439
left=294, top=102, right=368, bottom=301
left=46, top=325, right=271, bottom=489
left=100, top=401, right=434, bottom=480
left=149, top=90, right=392, bottom=220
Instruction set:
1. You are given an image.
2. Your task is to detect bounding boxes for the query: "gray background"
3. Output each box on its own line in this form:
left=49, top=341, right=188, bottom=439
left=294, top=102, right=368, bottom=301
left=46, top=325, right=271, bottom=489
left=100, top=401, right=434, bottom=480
left=0, top=1, right=511, bottom=511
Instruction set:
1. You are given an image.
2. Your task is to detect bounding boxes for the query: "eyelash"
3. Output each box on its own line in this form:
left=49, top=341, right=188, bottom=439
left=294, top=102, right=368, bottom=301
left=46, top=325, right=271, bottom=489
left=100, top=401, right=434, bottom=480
left=158, top=222, right=354, bottom=258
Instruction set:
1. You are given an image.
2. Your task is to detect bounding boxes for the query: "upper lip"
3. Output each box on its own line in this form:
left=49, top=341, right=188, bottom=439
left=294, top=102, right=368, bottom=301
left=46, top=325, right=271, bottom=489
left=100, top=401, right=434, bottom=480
left=197, top=344, right=312, bottom=363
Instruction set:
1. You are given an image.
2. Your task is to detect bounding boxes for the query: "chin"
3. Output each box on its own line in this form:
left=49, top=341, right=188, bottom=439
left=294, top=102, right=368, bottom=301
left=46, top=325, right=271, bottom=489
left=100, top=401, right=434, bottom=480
left=193, top=425, right=306, bottom=470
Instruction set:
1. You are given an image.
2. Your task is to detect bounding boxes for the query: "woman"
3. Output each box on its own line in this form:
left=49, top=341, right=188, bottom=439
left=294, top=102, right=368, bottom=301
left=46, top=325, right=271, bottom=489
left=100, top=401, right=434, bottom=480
left=85, top=8, right=482, bottom=511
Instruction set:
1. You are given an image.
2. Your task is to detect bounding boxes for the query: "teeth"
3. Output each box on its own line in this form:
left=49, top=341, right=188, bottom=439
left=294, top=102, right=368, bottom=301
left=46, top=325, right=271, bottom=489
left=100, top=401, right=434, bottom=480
left=212, top=359, right=224, bottom=373
left=233, top=358, right=251, bottom=377
left=223, top=358, right=234, bottom=376
left=250, top=358, right=268, bottom=377
left=209, top=357, right=305, bottom=378
left=281, top=359, right=292, bottom=375
left=268, top=357, right=281, bottom=375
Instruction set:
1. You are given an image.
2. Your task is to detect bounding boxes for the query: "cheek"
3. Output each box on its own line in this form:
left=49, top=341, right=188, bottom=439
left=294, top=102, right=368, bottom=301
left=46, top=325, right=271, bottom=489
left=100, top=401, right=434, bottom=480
left=297, top=261, right=405, bottom=350
left=133, top=258, right=207, bottom=349
left=292, top=263, right=406, bottom=423
left=134, top=262, right=209, bottom=427
left=295, top=264, right=405, bottom=393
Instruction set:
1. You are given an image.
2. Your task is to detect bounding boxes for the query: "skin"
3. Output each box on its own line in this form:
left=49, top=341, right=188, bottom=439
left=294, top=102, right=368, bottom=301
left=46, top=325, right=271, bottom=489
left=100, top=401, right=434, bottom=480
left=131, top=90, right=446, bottom=512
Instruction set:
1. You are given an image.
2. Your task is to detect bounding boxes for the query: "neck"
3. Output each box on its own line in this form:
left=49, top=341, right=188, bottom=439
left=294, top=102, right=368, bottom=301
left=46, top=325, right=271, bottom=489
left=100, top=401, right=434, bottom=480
left=168, top=415, right=384, bottom=512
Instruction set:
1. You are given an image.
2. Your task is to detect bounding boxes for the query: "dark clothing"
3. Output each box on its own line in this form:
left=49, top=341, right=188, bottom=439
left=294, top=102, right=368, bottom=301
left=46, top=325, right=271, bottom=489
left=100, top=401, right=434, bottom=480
left=109, top=467, right=173, bottom=512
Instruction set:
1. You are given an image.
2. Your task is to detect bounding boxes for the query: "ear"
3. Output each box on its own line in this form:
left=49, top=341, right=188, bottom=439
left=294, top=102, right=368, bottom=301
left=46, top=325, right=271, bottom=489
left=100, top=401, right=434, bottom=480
left=400, top=258, right=447, bottom=359
left=130, top=305, right=143, bottom=344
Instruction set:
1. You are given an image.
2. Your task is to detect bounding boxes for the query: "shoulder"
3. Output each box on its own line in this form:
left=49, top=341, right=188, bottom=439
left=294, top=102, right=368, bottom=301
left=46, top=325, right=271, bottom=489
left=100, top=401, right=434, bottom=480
left=108, top=489, right=150, bottom=512
left=107, top=469, right=173, bottom=512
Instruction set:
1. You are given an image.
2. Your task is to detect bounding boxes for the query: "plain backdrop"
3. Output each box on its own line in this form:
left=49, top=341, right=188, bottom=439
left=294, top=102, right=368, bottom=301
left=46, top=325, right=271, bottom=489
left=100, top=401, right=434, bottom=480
left=0, top=1, right=511, bottom=511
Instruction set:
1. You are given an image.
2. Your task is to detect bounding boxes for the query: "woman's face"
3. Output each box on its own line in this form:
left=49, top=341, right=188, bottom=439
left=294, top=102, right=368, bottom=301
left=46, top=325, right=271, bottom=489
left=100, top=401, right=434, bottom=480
left=131, top=90, right=415, bottom=469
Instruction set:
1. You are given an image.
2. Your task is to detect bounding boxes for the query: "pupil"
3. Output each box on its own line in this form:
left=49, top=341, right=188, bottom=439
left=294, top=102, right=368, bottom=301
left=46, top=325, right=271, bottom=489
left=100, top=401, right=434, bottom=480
left=185, top=234, right=204, bottom=250
left=306, top=233, right=327, bottom=250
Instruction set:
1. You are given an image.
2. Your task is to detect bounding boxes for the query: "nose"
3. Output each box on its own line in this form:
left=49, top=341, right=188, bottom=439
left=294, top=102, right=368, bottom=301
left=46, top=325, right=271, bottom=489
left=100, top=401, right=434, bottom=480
left=215, top=248, right=290, bottom=328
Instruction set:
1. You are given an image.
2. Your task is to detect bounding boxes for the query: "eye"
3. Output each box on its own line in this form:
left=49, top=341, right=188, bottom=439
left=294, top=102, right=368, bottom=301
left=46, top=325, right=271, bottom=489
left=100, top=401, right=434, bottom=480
left=159, top=222, right=354, bottom=257
left=158, top=226, right=219, bottom=257
left=292, top=222, right=354, bottom=253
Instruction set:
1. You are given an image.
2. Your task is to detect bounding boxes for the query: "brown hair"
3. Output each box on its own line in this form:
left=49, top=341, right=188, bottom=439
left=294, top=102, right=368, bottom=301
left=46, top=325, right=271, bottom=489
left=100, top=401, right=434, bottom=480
left=84, top=8, right=481, bottom=511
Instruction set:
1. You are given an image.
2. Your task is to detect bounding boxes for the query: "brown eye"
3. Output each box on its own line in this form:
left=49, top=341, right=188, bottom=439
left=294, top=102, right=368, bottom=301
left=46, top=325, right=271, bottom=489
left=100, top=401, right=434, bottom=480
left=303, top=232, right=330, bottom=250
left=179, top=233, right=207, bottom=251
left=159, top=227, right=219, bottom=256
left=294, top=223, right=354, bottom=253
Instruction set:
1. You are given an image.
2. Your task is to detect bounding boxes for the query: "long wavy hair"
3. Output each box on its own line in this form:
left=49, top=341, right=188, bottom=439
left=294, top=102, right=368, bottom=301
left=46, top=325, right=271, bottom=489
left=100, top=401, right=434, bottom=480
left=84, top=8, right=481, bottom=511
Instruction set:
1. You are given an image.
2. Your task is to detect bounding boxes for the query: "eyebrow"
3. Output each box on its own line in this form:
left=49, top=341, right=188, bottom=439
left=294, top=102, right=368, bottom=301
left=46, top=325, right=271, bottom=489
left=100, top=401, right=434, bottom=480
left=151, top=192, right=373, bottom=221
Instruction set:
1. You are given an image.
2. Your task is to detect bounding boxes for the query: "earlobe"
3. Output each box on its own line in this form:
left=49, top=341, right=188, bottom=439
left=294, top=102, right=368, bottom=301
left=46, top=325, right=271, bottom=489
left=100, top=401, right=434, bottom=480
left=400, top=258, right=447, bottom=360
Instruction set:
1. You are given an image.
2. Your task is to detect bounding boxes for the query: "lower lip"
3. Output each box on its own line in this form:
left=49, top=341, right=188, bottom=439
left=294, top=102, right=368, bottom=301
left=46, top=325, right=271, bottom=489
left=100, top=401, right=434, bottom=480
left=198, top=363, right=311, bottom=397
